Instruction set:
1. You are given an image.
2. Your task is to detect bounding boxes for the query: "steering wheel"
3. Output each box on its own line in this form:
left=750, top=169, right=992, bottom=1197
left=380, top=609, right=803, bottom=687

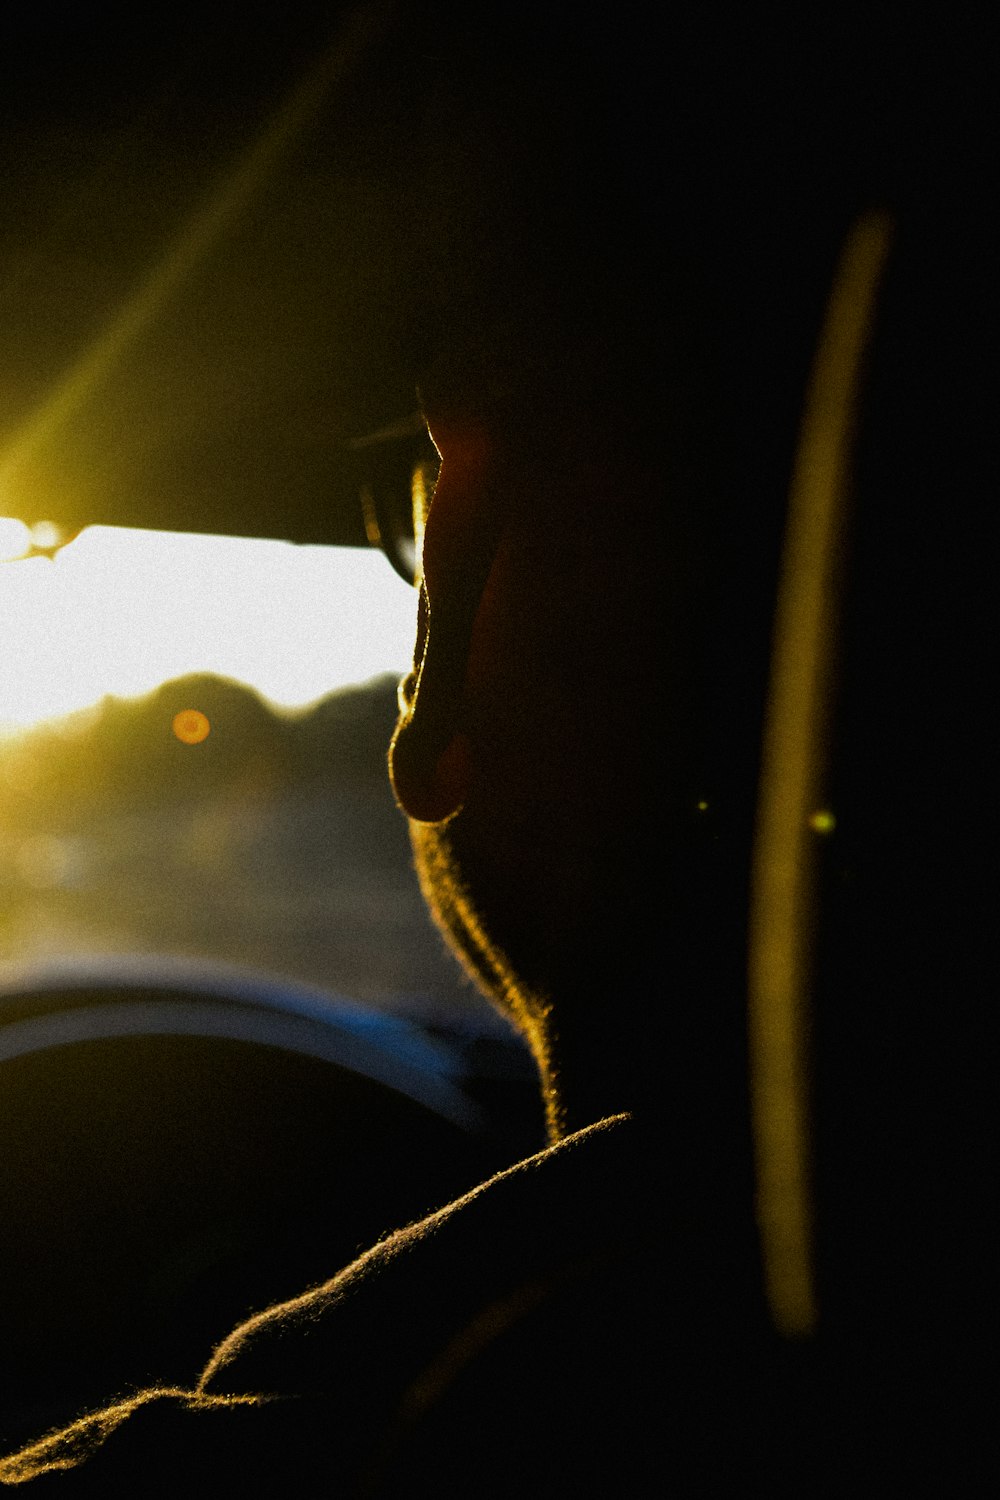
left=0, top=954, right=539, bottom=1450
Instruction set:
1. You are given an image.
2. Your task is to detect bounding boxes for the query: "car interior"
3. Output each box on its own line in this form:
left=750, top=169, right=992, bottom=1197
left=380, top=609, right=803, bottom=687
left=1, top=2, right=993, bottom=1476
left=0, top=8, right=540, bottom=1453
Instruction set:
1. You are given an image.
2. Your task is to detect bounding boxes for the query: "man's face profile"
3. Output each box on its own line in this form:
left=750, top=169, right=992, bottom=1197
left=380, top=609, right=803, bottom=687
left=388, top=365, right=671, bottom=1125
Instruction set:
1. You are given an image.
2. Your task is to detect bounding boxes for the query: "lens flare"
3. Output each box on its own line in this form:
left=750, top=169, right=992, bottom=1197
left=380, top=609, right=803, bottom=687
left=172, top=709, right=211, bottom=745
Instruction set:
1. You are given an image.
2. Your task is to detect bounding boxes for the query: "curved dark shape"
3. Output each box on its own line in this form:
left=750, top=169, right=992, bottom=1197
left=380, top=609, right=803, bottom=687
left=0, top=954, right=537, bottom=1453
left=0, top=952, right=482, bottom=1130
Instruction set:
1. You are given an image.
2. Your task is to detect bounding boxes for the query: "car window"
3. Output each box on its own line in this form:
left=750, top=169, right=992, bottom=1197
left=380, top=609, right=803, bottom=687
left=0, top=525, right=509, bottom=1041
left=1, top=524, right=538, bottom=1452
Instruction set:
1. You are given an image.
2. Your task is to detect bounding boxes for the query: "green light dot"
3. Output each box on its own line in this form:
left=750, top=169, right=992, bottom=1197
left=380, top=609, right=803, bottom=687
left=808, top=809, right=836, bottom=834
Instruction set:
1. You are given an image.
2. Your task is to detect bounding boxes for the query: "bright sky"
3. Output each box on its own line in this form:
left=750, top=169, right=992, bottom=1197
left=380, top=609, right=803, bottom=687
left=0, top=522, right=417, bottom=737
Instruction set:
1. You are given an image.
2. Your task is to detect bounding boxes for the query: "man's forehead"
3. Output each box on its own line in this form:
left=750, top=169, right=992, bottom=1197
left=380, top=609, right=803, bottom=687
left=414, top=315, right=634, bottom=454
left=414, top=323, right=535, bottom=431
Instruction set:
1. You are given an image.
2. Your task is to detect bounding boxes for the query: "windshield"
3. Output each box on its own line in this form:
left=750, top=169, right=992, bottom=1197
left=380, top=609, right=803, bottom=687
left=0, top=526, right=505, bottom=1039
left=0, top=9, right=516, bottom=1043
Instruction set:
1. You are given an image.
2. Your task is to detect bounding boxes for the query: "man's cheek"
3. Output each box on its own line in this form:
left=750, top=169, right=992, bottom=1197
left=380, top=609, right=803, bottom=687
left=461, top=542, right=605, bottom=853
left=464, top=583, right=525, bottom=752
left=465, top=538, right=574, bottom=724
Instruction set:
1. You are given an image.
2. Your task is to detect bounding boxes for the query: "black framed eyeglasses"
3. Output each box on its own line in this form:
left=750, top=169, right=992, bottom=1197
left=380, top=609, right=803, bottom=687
left=348, top=413, right=439, bottom=587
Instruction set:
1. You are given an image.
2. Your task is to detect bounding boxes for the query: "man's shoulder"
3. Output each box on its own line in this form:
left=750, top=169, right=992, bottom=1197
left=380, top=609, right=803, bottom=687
left=0, top=1115, right=641, bottom=1492
left=197, top=1111, right=641, bottom=1398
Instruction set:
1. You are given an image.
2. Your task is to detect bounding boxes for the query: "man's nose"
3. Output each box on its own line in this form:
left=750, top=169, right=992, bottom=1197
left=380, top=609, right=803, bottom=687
left=389, top=712, right=472, bottom=825
left=387, top=421, right=499, bottom=825
left=388, top=577, right=476, bottom=824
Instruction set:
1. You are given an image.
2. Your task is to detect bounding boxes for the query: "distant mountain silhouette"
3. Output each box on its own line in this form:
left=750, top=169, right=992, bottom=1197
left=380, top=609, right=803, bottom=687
left=0, top=670, right=522, bottom=1045
left=1, top=673, right=401, bottom=829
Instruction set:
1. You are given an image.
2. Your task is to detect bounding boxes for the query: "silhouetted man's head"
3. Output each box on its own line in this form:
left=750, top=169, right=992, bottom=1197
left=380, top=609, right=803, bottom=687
left=377, top=8, right=966, bottom=1142
left=384, top=15, right=757, bottom=1139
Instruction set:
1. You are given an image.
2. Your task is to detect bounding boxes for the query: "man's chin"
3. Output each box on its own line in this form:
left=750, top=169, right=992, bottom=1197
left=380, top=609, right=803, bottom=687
left=408, top=818, right=551, bottom=1053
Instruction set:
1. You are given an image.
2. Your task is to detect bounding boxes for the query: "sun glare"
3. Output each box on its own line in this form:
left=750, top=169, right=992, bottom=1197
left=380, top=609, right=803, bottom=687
left=0, top=518, right=32, bottom=562
left=0, top=526, right=416, bottom=737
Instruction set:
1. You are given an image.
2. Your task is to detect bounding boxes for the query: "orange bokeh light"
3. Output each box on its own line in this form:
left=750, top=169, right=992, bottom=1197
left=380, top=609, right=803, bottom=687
left=172, top=709, right=211, bottom=745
